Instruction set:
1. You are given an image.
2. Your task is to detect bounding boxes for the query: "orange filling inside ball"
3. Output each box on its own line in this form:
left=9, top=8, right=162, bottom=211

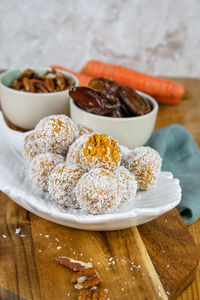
left=82, top=134, right=121, bottom=170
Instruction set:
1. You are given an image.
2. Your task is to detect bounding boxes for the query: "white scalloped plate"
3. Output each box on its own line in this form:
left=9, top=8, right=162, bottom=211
left=0, top=112, right=182, bottom=230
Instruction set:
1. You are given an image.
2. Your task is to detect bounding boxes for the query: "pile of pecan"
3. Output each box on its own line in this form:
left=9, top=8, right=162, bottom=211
left=56, top=256, right=109, bottom=299
left=10, top=68, right=75, bottom=93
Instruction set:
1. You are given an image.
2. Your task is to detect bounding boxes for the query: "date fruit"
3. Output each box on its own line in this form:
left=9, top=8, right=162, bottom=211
left=69, top=86, right=119, bottom=115
left=118, top=86, right=151, bottom=116
left=88, top=77, right=151, bottom=117
left=89, top=77, right=119, bottom=99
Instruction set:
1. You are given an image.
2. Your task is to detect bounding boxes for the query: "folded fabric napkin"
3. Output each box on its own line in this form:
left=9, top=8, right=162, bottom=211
left=147, top=124, right=200, bottom=225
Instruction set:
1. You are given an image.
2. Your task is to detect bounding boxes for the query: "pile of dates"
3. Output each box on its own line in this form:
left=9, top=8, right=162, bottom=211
left=69, top=78, right=151, bottom=118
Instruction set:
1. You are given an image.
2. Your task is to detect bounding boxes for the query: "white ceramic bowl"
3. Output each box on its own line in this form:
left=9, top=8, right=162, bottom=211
left=0, top=68, right=79, bottom=130
left=70, top=91, right=158, bottom=149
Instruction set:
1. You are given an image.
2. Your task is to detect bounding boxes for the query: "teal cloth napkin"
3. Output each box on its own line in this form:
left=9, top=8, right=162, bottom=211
left=147, top=124, right=200, bottom=225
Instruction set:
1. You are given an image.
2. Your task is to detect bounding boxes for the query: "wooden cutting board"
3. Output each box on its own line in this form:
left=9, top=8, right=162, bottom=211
left=0, top=77, right=200, bottom=300
left=0, top=193, right=199, bottom=300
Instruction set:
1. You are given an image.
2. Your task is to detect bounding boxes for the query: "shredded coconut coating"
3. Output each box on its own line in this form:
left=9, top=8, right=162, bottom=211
left=77, top=124, right=93, bottom=137
left=75, top=168, right=121, bottom=214
left=23, top=132, right=41, bottom=162
left=30, top=152, right=64, bottom=190
left=79, top=134, right=122, bottom=171
left=49, top=163, right=85, bottom=208
left=124, top=146, right=162, bottom=190
left=35, top=115, right=78, bottom=155
left=114, top=166, right=137, bottom=205
left=66, top=135, right=91, bottom=167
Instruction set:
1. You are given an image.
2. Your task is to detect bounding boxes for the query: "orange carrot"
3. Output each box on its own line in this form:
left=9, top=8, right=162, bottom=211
left=81, top=60, right=185, bottom=105
left=51, top=65, right=92, bottom=87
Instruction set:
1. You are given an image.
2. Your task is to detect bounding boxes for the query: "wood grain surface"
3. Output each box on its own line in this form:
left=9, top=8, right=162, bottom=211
left=0, top=77, right=200, bottom=300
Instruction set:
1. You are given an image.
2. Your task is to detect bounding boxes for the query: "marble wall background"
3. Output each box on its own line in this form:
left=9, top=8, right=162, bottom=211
left=1, top=0, right=200, bottom=77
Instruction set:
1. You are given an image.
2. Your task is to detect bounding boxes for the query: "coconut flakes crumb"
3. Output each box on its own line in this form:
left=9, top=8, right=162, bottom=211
left=2, top=235, right=6, bottom=238
left=55, top=237, right=59, bottom=241
left=109, top=257, right=113, bottom=261
left=57, top=246, right=62, bottom=250
left=45, top=235, right=50, bottom=238
left=15, top=228, right=21, bottom=234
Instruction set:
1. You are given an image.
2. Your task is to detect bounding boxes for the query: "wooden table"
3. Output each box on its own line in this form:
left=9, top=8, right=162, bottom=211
left=0, top=78, right=200, bottom=300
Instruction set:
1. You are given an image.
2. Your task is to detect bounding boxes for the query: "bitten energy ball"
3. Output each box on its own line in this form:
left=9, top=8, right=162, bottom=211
left=30, top=153, right=64, bottom=190
left=23, top=132, right=41, bottom=162
left=35, top=115, right=78, bottom=155
left=79, top=133, right=122, bottom=171
left=114, top=166, right=137, bottom=205
left=77, top=124, right=93, bottom=137
left=75, top=168, right=120, bottom=214
left=49, top=163, right=85, bottom=208
left=124, top=146, right=162, bottom=190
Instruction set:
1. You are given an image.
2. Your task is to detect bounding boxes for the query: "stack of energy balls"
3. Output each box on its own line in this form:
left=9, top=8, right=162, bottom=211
left=23, top=115, right=162, bottom=214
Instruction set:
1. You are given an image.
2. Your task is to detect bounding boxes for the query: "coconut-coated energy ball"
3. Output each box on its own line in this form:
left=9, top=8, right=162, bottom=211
left=114, top=166, right=137, bottom=205
left=66, top=134, right=90, bottom=167
left=77, top=124, right=93, bottom=137
left=48, top=163, right=85, bottom=208
left=79, top=133, right=122, bottom=171
left=23, top=132, right=41, bottom=162
left=35, top=115, right=78, bottom=155
left=124, top=146, right=162, bottom=190
left=75, top=168, right=121, bottom=214
left=30, top=152, right=64, bottom=190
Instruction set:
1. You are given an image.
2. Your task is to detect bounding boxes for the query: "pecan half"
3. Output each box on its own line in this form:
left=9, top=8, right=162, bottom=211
left=78, top=287, right=109, bottom=300
left=31, top=79, right=49, bottom=93
left=55, top=256, right=93, bottom=272
left=18, top=69, right=35, bottom=80
left=22, top=77, right=35, bottom=92
left=71, top=268, right=102, bottom=290
left=44, top=78, right=55, bottom=92
left=56, top=73, right=66, bottom=90
left=10, top=80, right=22, bottom=90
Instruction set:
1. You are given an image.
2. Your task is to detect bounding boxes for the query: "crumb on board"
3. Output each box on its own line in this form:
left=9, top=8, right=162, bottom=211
left=15, top=228, right=21, bottom=234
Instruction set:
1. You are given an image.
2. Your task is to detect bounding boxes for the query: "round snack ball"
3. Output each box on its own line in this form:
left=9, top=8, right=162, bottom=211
left=77, top=124, right=93, bottom=136
left=23, top=132, right=41, bottom=162
left=114, top=166, right=137, bottom=205
left=66, top=134, right=90, bottom=167
left=75, top=168, right=120, bottom=214
left=124, top=146, right=162, bottom=190
left=79, top=133, right=122, bottom=171
left=30, top=153, right=64, bottom=190
left=35, top=115, right=78, bottom=155
left=48, top=163, right=85, bottom=208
